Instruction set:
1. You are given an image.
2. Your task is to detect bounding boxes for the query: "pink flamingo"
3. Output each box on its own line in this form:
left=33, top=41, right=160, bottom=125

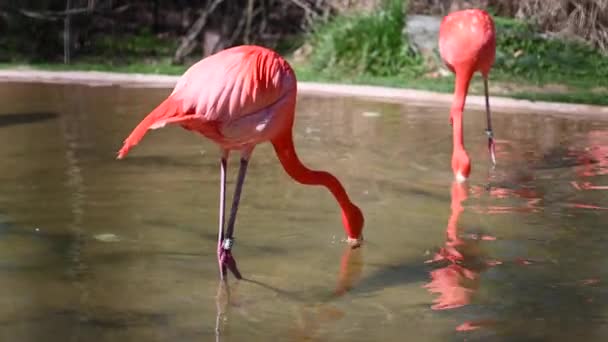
left=116, top=45, right=364, bottom=280
left=439, top=9, right=497, bottom=181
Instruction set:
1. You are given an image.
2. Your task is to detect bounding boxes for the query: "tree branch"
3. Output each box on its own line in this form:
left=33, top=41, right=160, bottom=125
left=0, top=2, right=97, bottom=21
left=173, top=0, right=225, bottom=64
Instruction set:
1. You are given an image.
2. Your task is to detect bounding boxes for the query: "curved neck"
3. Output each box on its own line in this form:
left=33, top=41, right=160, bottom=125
left=451, top=70, right=473, bottom=150
left=272, top=133, right=354, bottom=212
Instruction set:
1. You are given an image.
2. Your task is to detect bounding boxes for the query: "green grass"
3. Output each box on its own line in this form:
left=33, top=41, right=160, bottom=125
left=1, top=57, right=606, bottom=106
left=293, top=64, right=608, bottom=106
left=298, top=2, right=607, bottom=105
left=492, top=17, right=608, bottom=87
left=293, top=63, right=454, bottom=92
left=308, top=0, right=424, bottom=78
left=508, top=90, right=608, bottom=105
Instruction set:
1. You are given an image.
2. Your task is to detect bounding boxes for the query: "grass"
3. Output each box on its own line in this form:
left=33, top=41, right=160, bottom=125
left=491, top=17, right=608, bottom=87
left=2, top=55, right=606, bottom=106
left=292, top=63, right=454, bottom=92
left=307, top=0, right=424, bottom=78
left=298, top=0, right=608, bottom=105
left=293, top=63, right=608, bottom=106
left=0, top=29, right=188, bottom=75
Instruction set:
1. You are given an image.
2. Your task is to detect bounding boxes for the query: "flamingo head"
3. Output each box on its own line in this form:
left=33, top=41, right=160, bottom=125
left=342, top=204, right=364, bottom=248
left=452, top=149, right=471, bottom=183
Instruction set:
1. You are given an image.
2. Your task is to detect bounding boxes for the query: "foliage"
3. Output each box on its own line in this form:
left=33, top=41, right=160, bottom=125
left=509, top=0, right=608, bottom=53
left=0, top=60, right=187, bottom=75
left=0, top=0, right=338, bottom=63
left=493, top=17, right=608, bottom=86
left=409, top=0, right=608, bottom=54
left=91, top=31, right=176, bottom=56
left=308, top=0, right=424, bottom=78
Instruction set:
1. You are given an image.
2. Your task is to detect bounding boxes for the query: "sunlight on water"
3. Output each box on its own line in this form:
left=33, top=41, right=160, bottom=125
left=0, top=82, right=607, bottom=341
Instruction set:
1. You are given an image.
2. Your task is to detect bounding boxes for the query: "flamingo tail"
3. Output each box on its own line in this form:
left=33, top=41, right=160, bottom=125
left=117, top=97, right=185, bottom=159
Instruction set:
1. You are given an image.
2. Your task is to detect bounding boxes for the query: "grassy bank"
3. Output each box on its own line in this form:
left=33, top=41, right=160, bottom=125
left=1, top=1, right=607, bottom=106
left=299, top=0, right=608, bottom=105
left=3, top=57, right=605, bottom=106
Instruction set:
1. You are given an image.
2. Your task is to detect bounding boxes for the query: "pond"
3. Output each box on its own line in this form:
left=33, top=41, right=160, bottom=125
left=0, top=82, right=607, bottom=341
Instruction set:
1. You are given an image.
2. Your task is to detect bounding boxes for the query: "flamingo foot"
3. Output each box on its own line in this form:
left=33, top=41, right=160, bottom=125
left=219, top=240, right=243, bottom=280
left=486, top=130, right=496, bottom=166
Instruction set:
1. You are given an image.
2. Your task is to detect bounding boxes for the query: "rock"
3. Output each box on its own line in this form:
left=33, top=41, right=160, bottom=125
left=404, top=15, right=449, bottom=74
left=94, top=233, right=121, bottom=243
left=405, top=15, right=442, bottom=53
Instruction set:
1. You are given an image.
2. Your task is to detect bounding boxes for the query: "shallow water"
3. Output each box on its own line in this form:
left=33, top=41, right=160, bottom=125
left=0, top=82, right=607, bottom=341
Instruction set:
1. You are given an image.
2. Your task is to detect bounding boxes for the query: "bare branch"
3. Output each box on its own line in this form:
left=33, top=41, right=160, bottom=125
left=173, top=0, right=225, bottom=64
left=244, top=0, right=254, bottom=44
left=1, top=1, right=98, bottom=21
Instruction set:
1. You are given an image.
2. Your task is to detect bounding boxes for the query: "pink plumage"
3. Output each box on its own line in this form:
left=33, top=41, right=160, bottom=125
left=116, top=45, right=364, bottom=280
left=118, top=45, right=297, bottom=158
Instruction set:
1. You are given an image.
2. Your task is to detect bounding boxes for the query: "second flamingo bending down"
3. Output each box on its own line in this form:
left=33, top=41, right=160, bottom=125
left=116, top=45, right=364, bottom=281
left=439, top=9, right=497, bottom=182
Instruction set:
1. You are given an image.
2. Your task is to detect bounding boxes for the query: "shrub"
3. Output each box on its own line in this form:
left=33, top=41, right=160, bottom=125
left=308, top=0, right=424, bottom=78
left=494, top=17, right=608, bottom=86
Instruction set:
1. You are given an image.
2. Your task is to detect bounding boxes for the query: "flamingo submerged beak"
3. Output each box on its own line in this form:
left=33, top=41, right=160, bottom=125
left=455, top=172, right=468, bottom=183
left=452, top=149, right=471, bottom=183
left=347, top=235, right=364, bottom=248
left=342, top=204, right=364, bottom=248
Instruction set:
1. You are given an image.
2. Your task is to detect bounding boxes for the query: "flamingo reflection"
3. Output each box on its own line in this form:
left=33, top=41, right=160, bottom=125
left=469, top=183, right=542, bottom=215
left=571, top=130, right=608, bottom=191
left=424, top=182, right=499, bottom=311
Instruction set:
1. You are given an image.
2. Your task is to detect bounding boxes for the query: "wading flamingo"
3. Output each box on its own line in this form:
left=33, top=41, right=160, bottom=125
left=116, top=45, right=364, bottom=280
left=439, top=9, right=497, bottom=182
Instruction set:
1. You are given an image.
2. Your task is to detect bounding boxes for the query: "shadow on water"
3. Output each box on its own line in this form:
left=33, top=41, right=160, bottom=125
left=0, top=112, right=58, bottom=127
left=0, top=308, right=170, bottom=331
left=214, top=246, right=365, bottom=341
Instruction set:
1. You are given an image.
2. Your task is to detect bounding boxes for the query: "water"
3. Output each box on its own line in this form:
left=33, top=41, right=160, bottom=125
left=0, top=82, right=607, bottom=341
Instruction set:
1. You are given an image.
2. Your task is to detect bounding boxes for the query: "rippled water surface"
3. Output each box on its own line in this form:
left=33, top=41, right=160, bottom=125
left=0, top=82, right=607, bottom=341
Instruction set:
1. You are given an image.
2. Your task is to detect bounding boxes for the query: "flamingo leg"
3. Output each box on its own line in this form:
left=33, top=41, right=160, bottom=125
left=219, top=157, right=249, bottom=280
left=217, top=154, right=228, bottom=280
left=483, top=77, right=497, bottom=166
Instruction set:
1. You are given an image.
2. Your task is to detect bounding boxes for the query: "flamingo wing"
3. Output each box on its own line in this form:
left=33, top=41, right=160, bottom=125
left=117, top=45, right=296, bottom=158
left=172, top=45, right=296, bottom=123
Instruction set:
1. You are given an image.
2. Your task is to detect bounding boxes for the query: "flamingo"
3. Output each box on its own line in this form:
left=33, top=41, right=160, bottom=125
left=116, top=45, right=364, bottom=280
left=439, top=9, right=497, bottom=182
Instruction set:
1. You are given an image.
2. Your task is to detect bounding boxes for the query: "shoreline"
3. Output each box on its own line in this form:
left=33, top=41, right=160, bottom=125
left=0, top=69, right=606, bottom=119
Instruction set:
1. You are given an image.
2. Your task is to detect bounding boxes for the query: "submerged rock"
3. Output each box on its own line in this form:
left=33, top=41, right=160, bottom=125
left=94, top=233, right=121, bottom=243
